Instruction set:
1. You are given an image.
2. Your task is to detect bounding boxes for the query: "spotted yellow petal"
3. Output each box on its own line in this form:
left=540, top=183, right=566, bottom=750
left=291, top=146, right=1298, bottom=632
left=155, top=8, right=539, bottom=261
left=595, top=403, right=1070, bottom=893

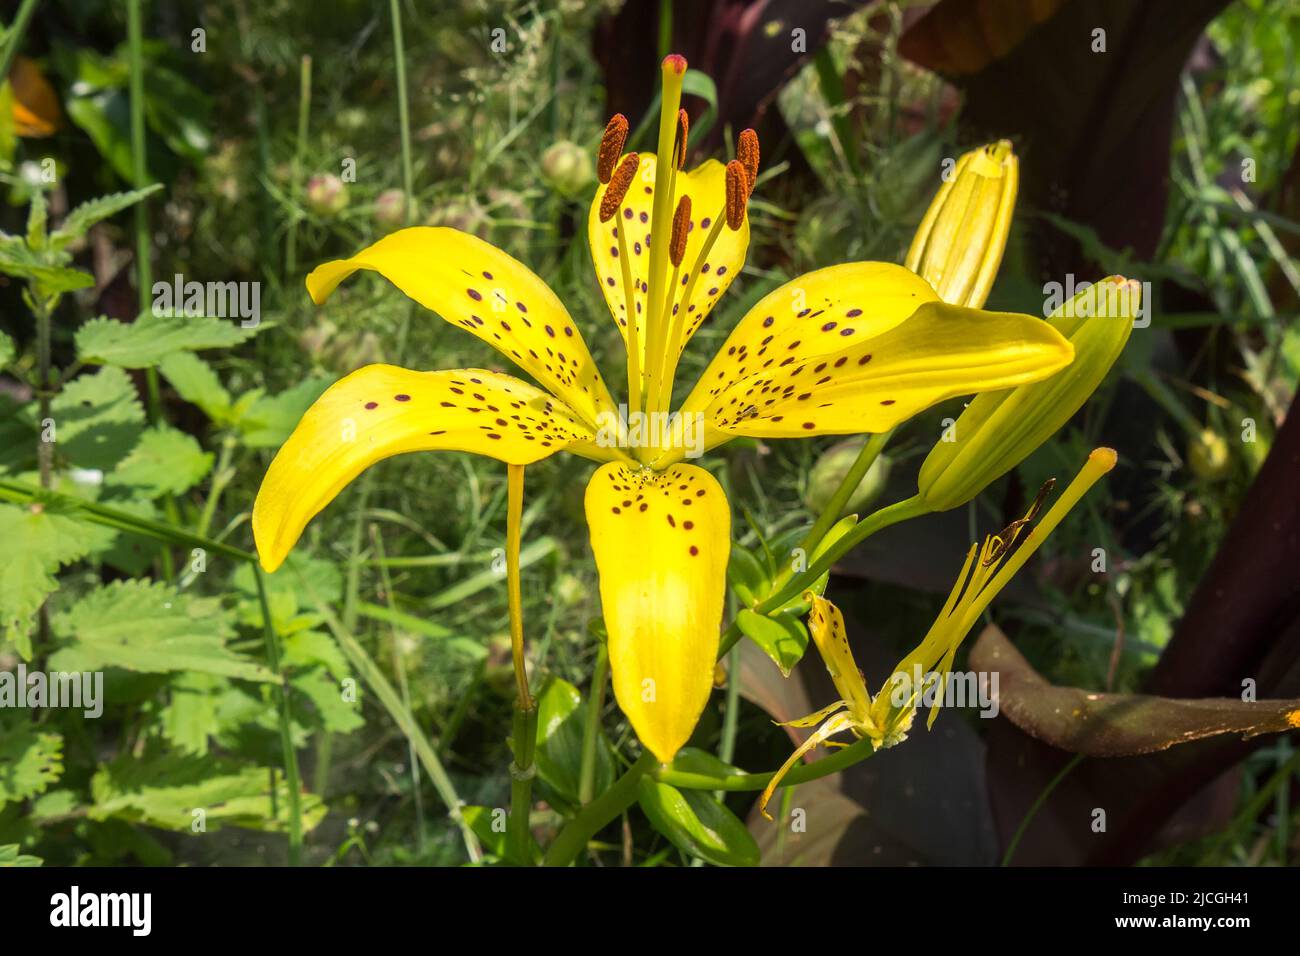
left=254, top=365, right=596, bottom=572
left=806, top=594, right=872, bottom=719
left=701, top=301, right=1073, bottom=440
left=584, top=462, right=730, bottom=763
left=588, top=156, right=749, bottom=379
left=306, top=227, right=617, bottom=428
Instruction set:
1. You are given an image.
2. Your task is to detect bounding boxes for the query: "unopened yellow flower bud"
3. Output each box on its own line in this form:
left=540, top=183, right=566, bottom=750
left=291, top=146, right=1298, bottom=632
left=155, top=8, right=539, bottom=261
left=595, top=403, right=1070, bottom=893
left=917, top=276, right=1138, bottom=511
left=905, top=140, right=1018, bottom=308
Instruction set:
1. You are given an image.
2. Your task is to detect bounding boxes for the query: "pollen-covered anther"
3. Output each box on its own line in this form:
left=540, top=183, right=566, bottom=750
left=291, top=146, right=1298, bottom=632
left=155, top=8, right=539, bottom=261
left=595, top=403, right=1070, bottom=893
left=670, top=195, right=692, bottom=267
left=737, top=128, right=760, bottom=194
left=597, top=113, right=629, bottom=184
left=663, top=53, right=688, bottom=76
left=600, top=152, right=640, bottom=222
left=675, top=108, right=689, bottom=169
left=725, top=160, right=749, bottom=231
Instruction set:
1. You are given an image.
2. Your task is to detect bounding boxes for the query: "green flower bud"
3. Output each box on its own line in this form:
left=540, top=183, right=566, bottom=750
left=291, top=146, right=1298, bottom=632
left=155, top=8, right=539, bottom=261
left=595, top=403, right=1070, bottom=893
left=906, top=140, right=1018, bottom=309
left=540, top=140, right=594, bottom=199
left=804, top=438, right=890, bottom=517
left=1188, top=428, right=1231, bottom=480
left=917, top=276, right=1139, bottom=511
left=374, top=188, right=412, bottom=228
left=306, top=173, right=348, bottom=216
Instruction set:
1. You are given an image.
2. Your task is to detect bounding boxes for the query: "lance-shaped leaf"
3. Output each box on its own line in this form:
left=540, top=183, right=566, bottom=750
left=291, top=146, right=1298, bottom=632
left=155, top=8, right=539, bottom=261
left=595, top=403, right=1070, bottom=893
left=585, top=462, right=730, bottom=763
left=305, top=227, right=618, bottom=428
left=637, top=777, right=759, bottom=867
left=588, top=155, right=748, bottom=372
left=971, top=624, right=1300, bottom=757
left=253, top=365, right=599, bottom=572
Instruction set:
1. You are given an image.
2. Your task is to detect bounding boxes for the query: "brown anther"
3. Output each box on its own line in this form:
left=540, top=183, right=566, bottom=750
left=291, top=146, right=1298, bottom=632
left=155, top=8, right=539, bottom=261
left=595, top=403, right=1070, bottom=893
left=599, top=153, right=640, bottom=222
left=725, top=159, right=749, bottom=230
left=737, top=128, right=760, bottom=194
left=670, top=195, right=692, bottom=267
left=597, top=113, right=629, bottom=184
left=675, top=109, right=690, bottom=169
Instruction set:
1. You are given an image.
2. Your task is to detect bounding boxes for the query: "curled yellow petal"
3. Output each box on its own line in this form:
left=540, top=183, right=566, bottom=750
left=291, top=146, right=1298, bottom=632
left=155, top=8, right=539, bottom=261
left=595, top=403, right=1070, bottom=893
left=254, top=365, right=595, bottom=572
left=805, top=593, right=872, bottom=719
left=584, top=462, right=730, bottom=763
left=305, top=227, right=617, bottom=428
left=759, top=710, right=856, bottom=821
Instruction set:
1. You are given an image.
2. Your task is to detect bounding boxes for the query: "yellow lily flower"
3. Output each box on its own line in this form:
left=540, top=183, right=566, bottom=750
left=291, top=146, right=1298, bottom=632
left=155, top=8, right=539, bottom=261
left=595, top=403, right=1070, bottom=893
left=760, top=447, right=1116, bottom=819
left=253, top=54, right=1075, bottom=765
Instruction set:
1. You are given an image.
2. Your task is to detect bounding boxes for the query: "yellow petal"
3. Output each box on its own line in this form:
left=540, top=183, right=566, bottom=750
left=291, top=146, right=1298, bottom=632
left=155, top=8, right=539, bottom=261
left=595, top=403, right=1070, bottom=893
left=702, top=300, right=1073, bottom=439
left=254, top=365, right=596, bottom=572
left=584, top=461, right=730, bottom=763
left=305, top=227, right=617, bottom=428
left=588, top=156, right=749, bottom=379
left=806, top=594, right=872, bottom=719
left=759, top=710, right=857, bottom=821
left=673, top=262, right=938, bottom=453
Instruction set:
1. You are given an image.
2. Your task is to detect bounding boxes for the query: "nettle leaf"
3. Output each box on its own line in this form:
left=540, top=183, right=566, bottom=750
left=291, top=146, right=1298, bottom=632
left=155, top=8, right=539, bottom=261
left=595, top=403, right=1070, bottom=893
left=0, top=501, right=96, bottom=659
left=108, top=425, right=212, bottom=497
left=161, top=672, right=226, bottom=756
left=51, top=366, right=145, bottom=471
left=0, top=330, right=16, bottom=369
left=49, top=185, right=163, bottom=251
left=637, top=777, right=760, bottom=867
left=75, top=313, right=258, bottom=369
left=533, top=676, right=615, bottom=808
left=50, top=580, right=278, bottom=683
left=0, top=844, right=44, bottom=867
left=971, top=625, right=1300, bottom=756
left=0, top=236, right=93, bottom=293
left=291, top=667, right=364, bottom=734
left=0, top=722, right=64, bottom=808
left=158, top=351, right=232, bottom=421
left=236, top=378, right=332, bottom=448
left=89, top=748, right=324, bottom=833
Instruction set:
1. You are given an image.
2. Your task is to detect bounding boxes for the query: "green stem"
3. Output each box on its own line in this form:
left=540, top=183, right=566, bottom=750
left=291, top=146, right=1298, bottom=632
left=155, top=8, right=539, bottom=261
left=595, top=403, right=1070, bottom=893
left=509, top=701, right=539, bottom=864
left=390, top=0, right=415, bottom=224
left=577, top=642, right=609, bottom=805
left=126, top=0, right=160, bottom=422
left=1000, top=753, right=1084, bottom=866
left=254, top=566, right=303, bottom=865
left=194, top=433, right=236, bottom=539
left=32, top=295, right=53, bottom=491
left=543, top=751, right=657, bottom=867
left=285, top=54, right=312, bottom=279
left=0, top=0, right=40, bottom=81
left=655, top=737, right=877, bottom=792
left=717, top=494, right=927, bottom=657
left=772, top=429, right=892, bottom=594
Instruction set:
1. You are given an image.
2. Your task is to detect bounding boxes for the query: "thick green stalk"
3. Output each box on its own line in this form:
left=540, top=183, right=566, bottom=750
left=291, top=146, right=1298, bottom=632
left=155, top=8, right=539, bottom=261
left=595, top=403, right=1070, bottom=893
left=390, top=0, right=415, bottom=224
left=543, top=751, right=657, bottom=867
left=504, top=464, right=537, bottom=862
left=656, top=737, right=877, bottom=791
left=509, top=702, right=538, bottom=864
left=254, top=566, right=303, bottom=865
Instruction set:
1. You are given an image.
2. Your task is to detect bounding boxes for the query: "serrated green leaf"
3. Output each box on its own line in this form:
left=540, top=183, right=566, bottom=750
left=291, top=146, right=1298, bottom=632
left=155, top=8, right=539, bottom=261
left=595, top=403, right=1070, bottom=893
left=0, top=501, right=95, bottom=658
left=50, top=580, right=278, bottom=683
left=89, top=747, right=323, bottom=833
left=108, top=425, right=212, bottom=497
left=161, top=672, right=225, bottom=755
left=50, top=185, right=163, bottom=250
left=158, top=351, right=232, bottom=421
left=51, top=366, right=145, bottom=471
left=75, top=313, right=259, bottom=369
left=236, top=378, right=332, bottom=448
left=0, top=723, right=63, bottom=808
left=291, top=667, right=364, bottom=734
left=637, top=778, right=760, bottom=867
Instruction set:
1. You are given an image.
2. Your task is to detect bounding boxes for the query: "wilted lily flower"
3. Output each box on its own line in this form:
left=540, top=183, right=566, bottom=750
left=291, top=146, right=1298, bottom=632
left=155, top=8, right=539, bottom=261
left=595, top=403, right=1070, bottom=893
left=253, top=55, right=1074, bottom=764
left=905, top=140, right=1018, bottom=309
left=760, top=448, right=1117, bottom=819
left=918, top=276, right=1139, bottom=512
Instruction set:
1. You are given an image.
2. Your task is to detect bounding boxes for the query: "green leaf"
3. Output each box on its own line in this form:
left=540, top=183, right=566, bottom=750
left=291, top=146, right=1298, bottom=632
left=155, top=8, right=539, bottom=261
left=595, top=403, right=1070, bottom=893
left=26, top=190, right=47, bottom=249
left=291, top=667, right=364, bottom=734
left=0, top=722, right=63, bottom=808
left=160, top=672, right=225, bottom=755
left=89, top=747, right=323, bottom=833
left=737, top=608, right=809, bottom=676
left=51, top=366, right=146, bottom=471
left=158, top=351, right=232, bottom=421
left=637, top=778, right=760, bottom=867
left=533, top=676, right=614, bottom=807
left=0, top=501, right=95, bottom=658
left=0, top=844, right=44, bottom=867
left=236, top=378, right=332, bottom=448
left=461, top=806, right=509, bottom=859
left=108, top=425, right=212, bottom=497
left=50, top=580, right=278, bottom=683
left=75, top=313, right=259, bottom=368
left=50, top=185, right=163, bottom=250
left=727, top=544, right=769, bottom=606
left=0, top=330, right=15, bottom=369
left=0, top=235, right=93, bottom=293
